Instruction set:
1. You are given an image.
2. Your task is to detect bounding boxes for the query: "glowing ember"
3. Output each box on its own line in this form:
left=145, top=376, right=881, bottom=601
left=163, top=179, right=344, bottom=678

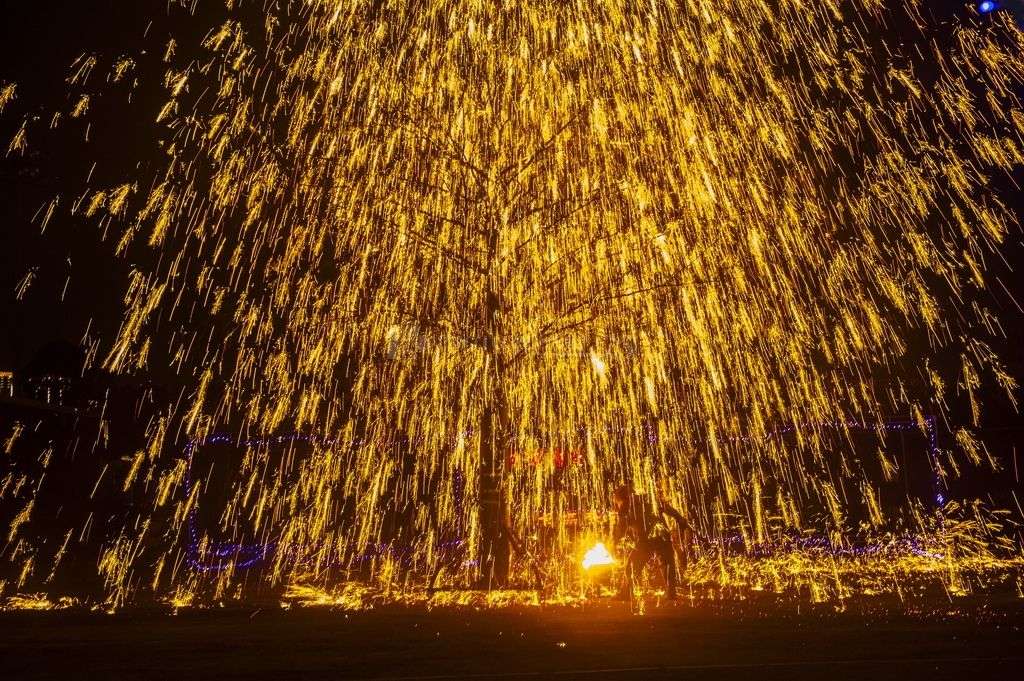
left=582, top=543, right=616, bottom=571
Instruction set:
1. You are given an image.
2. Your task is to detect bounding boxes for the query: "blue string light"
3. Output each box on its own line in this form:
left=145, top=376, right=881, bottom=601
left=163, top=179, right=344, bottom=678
left=978, top=1, right=998, bottom=14
left=183, top=417, right=945, bottom=573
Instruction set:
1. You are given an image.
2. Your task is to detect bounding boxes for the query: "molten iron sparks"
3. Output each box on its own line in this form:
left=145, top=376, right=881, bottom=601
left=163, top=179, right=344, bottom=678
left=0, top=1, right=1022, bottom=607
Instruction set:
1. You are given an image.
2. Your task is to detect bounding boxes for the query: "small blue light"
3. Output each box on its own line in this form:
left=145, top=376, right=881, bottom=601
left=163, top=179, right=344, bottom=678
left=979, top=1, right=997, bottom=13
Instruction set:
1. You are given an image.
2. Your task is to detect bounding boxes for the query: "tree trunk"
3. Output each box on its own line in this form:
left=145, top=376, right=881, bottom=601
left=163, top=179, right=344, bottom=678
left=477, top=283, right=510, bottom=589
left=477, top=399, right=509, bottom=588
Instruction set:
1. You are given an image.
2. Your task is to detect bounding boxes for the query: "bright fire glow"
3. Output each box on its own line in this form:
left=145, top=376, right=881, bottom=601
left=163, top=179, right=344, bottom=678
left=582, top=543, right=616, bottom=571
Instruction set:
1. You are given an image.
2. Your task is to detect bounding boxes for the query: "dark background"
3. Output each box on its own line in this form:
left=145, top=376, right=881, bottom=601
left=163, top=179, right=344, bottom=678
left=0, top=0, right=228, bottom=378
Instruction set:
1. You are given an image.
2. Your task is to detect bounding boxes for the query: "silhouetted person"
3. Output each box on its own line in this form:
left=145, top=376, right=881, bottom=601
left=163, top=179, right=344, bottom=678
left=612, top=485, right=690, bottom=599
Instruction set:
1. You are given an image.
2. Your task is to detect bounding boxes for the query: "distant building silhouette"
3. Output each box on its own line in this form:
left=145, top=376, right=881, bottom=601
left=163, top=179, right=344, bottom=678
left=20, top=339, right=83, bottom=406
left=25, top=373, right=72, bottom=405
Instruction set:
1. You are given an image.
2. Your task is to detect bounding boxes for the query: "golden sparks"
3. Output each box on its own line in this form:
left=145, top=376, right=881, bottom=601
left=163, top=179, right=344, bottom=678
left=3, top=1, right=1023, bottom=607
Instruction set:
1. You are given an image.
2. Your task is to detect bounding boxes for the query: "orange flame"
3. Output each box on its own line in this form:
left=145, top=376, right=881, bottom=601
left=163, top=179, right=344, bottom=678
left=581, top=542, right=616, bottom=570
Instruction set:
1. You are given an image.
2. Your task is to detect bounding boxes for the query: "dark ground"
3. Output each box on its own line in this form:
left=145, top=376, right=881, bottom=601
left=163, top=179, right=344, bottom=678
left=1, top=595, right=1022, bottom=680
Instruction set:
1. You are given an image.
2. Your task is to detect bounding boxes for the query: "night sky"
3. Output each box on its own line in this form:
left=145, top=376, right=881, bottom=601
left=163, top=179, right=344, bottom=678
left=0, top=1, right=236, bottom=376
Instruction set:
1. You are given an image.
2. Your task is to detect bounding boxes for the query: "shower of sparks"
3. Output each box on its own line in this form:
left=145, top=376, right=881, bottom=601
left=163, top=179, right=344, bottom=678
left=2, top=0, right=1024, bottom=608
